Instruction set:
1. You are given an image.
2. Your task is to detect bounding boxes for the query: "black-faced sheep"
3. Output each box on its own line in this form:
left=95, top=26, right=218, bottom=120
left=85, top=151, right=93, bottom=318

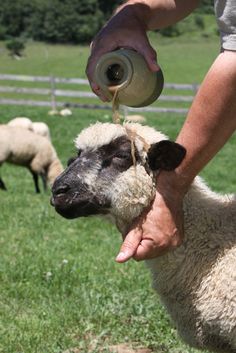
left=51, top=122, right=236, bottom=353
left=0, top=125, right=63, bottom=193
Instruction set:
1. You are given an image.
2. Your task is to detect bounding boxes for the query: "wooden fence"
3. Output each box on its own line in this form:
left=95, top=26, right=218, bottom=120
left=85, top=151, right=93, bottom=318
left=0, top=73, right=200, bottom=115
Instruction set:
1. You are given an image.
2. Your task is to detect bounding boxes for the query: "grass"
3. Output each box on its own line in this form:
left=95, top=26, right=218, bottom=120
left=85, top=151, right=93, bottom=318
left=0, top=31, right=235, bottom=353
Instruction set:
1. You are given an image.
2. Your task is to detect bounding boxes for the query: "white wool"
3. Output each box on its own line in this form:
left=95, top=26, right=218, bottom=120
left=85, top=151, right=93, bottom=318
left=60, top=108, right=72, bottom=116
left=111, top=164, right=156, bottom=231
left=8, top=118, right=51, bottom=140
left=32, top=122, right=51, bottom=140
left=0, top=125, right=63, bottom=191
left=124, top=114, right=147, bottom=123
left=8, top=117, right=33, bottom=130
left=75, top=122, right=126, bottom=150
left=75, top=121, right=167, bottom=154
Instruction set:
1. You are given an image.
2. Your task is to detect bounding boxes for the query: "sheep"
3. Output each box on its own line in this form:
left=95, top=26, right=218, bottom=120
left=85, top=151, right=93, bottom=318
left=124, top=114, right=147, bottom=123
left=0, top=125, right=63, bottom=193
left=60, top=108, right=72, bottom=117
left=8, top=118, right=51, bottom=140
left=8, top=117, right=33, bottom=131
left=51, top=122, right=236, bottom=353
left=31, top=122, right=51, bottom=140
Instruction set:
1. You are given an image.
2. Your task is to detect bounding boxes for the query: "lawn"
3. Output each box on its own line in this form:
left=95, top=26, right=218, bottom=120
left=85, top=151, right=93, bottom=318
left=0, top=33, right=235, bottom=353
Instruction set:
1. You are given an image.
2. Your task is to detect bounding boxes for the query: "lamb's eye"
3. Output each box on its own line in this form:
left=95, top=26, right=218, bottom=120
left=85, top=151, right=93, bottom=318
left=114, top=152, right=131, bottom=160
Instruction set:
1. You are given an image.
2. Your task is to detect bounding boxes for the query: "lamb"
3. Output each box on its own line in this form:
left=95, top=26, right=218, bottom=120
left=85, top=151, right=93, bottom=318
left=0, top=125, right=63, bottom=193
left=8, top=118, right=51, bottom=140
left=51, top=122, right=236, bottom=353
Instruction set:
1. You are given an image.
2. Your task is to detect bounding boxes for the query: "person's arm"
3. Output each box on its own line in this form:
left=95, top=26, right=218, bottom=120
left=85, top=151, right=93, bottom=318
left=86, top=0, right=200, bottom=100
left=116, top=50, right=236, bottom=262
left=117, top=0, right=200, bottom=30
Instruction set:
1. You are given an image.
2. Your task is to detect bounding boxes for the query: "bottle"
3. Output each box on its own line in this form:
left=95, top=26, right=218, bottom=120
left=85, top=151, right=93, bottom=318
left=93, top=48, right=164, bottom=108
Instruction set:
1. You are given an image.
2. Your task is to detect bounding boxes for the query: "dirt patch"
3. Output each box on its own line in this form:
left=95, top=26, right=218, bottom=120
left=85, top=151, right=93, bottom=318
left=64, top=342, right=153, bottom=353
left=108, top=343, right=153, bottom=353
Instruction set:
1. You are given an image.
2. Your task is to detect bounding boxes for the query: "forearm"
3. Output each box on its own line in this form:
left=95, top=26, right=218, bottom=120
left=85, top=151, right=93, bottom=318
left=116, top=0, right=200, bottom=30
left=174, top=50, right=236, bottom=192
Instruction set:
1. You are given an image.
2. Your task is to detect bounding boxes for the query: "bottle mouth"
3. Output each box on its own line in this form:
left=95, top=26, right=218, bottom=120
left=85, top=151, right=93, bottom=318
left=94, top=49, right=133, bottom=100
left=106, top=63, right=125, bottom=85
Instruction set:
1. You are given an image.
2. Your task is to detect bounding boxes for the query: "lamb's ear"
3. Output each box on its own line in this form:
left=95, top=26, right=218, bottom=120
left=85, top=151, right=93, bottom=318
left=147, top=140, right=186, bottom=171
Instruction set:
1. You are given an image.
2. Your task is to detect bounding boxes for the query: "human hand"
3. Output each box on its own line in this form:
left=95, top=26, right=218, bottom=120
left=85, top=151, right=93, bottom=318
left=116, top=172, right=185, bottom=262
left=86, top=3, right=159, bottom=101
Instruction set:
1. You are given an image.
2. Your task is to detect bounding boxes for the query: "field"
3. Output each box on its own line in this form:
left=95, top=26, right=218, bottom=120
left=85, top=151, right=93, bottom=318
left=0, top=33, right=235, bottom=353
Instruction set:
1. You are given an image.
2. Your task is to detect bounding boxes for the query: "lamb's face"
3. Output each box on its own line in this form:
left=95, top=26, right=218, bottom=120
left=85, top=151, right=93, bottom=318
left=51, top=134, right=139, bottom=219
left=51, top=122, right=186, bottom=228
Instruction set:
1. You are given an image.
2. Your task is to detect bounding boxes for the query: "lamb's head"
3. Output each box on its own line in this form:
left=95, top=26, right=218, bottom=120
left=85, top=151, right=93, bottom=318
left=51, top=122, right=185, bottom=232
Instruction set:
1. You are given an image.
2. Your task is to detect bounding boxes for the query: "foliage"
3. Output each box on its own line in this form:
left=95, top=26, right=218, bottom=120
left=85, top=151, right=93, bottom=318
left=28, top=0, right=104, bottom=44
left=159, top=13, right=207, bottom=38
left=0, top=0, right=215, bottom=44
left=197, top=0, right=214, bottom=14
left=97, top=0, right=123, bottom=18
left=5, top=37, right=25, bottom=57
left=0, top=0, right=104, bottom=44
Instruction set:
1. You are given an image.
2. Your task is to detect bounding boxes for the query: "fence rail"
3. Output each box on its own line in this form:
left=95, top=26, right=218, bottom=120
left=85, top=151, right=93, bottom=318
left=0, top=73, right=199, bottom=114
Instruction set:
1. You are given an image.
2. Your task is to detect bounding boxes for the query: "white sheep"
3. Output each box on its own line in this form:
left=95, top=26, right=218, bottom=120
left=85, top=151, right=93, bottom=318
left=124, top=114, right=147, bottom=123
left=8, top=117, right=33, bottom=131
left=31, top=122, right=51, bottom=140
left=0, top=125, right=63, bottom=193
left=51, top=122, right=236, bottom=353
left=8, top=118, right=51, bottom=140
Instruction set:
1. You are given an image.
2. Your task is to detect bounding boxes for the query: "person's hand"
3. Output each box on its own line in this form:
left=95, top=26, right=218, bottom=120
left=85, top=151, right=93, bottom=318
left=86, top=3, right=159, bottom=101
left=116, top=171, right=186, bottom=262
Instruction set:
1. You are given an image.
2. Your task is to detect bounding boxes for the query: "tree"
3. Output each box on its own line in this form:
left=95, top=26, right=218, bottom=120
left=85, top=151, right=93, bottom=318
left=28, top=0, right=104, bottom=43
left=0, top=0, right=215, bottom=44
left=6, top=38, right=25, bottom=58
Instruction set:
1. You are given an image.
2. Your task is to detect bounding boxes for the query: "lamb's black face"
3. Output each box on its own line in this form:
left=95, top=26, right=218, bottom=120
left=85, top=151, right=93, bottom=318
left=51, top=136, right=138, bottom=219
left=51, top=128, right=186, bottom=220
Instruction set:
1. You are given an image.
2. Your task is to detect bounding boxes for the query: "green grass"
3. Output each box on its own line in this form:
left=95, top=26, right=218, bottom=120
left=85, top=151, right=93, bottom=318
left=0, top=33, right=235, bottom=353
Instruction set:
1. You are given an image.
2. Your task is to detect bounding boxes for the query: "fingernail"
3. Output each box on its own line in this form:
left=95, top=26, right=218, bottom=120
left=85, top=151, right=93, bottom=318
left=116, top=252, right=125, bottom=261
left=116, top=250, right=133, bottom=263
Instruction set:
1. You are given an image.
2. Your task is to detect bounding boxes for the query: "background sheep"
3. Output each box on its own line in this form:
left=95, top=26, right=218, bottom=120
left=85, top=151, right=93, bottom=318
left=32, top=122, right=51, bottom=140
left=8, top=117, right=51, bottom=140
left=124, top=114, right=147, bottom=123
left=51, top=122, right=236, bottom=353
left=0, top=125, right=63, bottom=193
left=8, top=117, right=33, bottom=130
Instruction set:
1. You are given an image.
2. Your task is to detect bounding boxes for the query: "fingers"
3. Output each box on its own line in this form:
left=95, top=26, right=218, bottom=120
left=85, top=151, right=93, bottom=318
left=135, top=34, right=159, bottom=72
left=86, top=48, right=111, bottom=102
left=116, top=226, right=142, bottom=263
left=90, top=81, right=109, bottom=102
left=132, top=237, right=170, bottom=261
left=86, top=33, right=159, bottom=102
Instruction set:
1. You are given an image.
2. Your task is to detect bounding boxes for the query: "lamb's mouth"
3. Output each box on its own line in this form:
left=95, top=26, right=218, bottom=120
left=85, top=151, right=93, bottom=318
left=50, top=194, right=109, bottom=219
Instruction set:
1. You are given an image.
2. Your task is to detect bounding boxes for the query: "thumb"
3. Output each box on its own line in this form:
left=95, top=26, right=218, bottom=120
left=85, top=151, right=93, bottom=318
left=116, top=227, right=142, bottom=263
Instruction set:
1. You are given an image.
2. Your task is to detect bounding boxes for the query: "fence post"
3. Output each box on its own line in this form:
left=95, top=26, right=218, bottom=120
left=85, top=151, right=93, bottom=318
left=50, top=75, right=57, bottom=112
